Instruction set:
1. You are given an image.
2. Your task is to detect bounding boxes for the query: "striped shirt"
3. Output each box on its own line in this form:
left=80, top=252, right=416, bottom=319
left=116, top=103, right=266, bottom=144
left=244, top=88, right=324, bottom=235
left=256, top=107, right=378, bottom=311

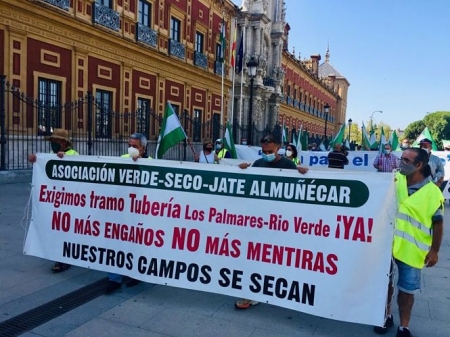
left=373, top=153, right=399, bottom=172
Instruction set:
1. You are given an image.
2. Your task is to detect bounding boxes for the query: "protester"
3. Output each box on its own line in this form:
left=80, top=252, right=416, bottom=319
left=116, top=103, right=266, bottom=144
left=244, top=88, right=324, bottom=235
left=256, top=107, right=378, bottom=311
left=28, top=128, right=78, bottom=164
left=121, top=132, right=151, bottom=160
left=327, top=143, right=349, bottom=169
left=194, top=139, right=219, bottom=164
left=28, top=129, right=78, bottom=273
left=373, top=144, right=399, bottom=172
left=373, top=148, right=444, bottom=337
left=400, top=139, right=410, bottom=150
left=419, top=138, right=445, bottom=188
left=235, top=134, right=308, bottom=309
left=215, top=139, right=231, bottom=159
left=285, top=143, right=300, bottom=165
left=107, top=133, right=149, bottom=294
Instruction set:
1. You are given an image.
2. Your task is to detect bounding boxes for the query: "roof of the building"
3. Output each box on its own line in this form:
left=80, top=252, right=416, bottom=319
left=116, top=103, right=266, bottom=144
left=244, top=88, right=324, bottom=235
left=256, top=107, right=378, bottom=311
left=318, top=46, right=343, bottom=78
left=319, top=61, right=342, bottom=78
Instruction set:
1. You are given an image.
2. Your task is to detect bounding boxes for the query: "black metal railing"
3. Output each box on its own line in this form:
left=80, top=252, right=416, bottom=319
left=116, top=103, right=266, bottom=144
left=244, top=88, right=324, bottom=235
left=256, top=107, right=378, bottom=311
left=1, top=75, right=307, bottom=170
left=169, top=39, right=186, bottom=60
left=136, top=23, right=157, bottom=48
left=42, top=0, right=70, bottom=10
left=194, top=51, right=207, bottom=69
left=93, top=3, right=120, bottom=32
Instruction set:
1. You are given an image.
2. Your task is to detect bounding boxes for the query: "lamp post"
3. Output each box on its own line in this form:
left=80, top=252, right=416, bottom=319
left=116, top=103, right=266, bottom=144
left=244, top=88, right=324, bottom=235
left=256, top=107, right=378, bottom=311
left=323, top=103, right=330, bottom=147
left=246, top=56, right=258, bottom=145
left=369, top=110, right=383, bottom=131
left=347, top=118, right=352, bottom=143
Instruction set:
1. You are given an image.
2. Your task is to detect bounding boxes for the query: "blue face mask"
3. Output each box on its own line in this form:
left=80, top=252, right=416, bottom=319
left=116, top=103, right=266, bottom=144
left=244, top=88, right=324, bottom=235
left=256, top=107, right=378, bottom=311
left=262, top=153, right=276, bottom=162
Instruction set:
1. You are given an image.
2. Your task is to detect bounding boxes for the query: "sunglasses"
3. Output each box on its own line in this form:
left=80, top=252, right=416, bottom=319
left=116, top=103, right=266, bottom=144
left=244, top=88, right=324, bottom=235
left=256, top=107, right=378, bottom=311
left=261, top=138, right=275, bottom=144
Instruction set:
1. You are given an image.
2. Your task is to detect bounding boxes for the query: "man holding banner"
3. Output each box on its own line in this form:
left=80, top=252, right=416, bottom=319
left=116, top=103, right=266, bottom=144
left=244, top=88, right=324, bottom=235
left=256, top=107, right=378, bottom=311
left=374, top=148, right=444, bottom=337
left=235, top=134, right=308, bottom=309
left=107, top=133, right=149, bottom=293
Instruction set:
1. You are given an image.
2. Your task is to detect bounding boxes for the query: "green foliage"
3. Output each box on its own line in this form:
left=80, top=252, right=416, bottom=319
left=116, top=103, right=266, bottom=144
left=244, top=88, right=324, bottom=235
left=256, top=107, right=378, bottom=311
left=404, top=120, right=425, bottom=141
left=423, top=112, right=450, bottom=150
left=404, top=111, right=450, bottom=150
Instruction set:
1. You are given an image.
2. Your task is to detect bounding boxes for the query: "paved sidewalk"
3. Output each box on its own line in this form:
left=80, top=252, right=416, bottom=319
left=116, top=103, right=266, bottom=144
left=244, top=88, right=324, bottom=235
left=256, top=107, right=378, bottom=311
left=0, top=180, right=449, bottom=337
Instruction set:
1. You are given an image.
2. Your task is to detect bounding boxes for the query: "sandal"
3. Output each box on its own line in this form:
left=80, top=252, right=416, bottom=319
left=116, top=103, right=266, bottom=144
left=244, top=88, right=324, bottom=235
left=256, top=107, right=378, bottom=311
left=52, top=262, right=71, bottom=273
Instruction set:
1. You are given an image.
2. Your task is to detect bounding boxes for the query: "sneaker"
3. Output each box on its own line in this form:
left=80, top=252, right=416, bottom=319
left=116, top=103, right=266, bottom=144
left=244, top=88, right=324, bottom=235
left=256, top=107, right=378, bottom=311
left=396, top=327, right=413, bottom=337
left=105, top=280, right=121, bottom=294
left=373, top=315, right=394, bottom=334
left=234, top=298, right=259, bottom=309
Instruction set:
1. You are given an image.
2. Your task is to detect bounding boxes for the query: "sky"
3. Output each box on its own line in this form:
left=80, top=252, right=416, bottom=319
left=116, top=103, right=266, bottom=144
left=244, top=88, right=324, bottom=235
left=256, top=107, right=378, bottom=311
left=234, top=0, right=450, bottom=131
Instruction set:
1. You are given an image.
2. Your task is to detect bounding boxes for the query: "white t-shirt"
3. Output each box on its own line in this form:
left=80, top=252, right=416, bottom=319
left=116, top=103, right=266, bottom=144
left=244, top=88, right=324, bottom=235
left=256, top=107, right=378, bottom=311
left=199, top=151, right=215, bottom=164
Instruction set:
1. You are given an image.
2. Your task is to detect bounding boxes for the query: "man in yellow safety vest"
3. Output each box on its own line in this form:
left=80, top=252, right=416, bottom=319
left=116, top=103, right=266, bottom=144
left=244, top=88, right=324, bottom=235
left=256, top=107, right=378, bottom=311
left=373, top=148, right=444, bottom=337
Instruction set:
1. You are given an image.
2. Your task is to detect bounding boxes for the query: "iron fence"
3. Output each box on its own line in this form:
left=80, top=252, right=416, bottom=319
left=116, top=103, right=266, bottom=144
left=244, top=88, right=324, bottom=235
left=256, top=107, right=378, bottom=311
left=0, top=75, right=324, bottom=170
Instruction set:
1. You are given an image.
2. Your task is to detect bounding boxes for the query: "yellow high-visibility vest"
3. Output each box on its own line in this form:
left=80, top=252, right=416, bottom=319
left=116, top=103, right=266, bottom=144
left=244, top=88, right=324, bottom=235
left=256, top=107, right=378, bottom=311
left=216, top=148, right=228, bottom=159
left=393, top=173, right=443, bottom=268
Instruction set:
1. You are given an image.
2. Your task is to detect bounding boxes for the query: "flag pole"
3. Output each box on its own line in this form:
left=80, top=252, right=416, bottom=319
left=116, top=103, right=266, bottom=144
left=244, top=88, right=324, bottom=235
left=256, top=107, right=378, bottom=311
left=230, top=17, right=237, bottom=126
left=239, top=24, right=246, bottom=129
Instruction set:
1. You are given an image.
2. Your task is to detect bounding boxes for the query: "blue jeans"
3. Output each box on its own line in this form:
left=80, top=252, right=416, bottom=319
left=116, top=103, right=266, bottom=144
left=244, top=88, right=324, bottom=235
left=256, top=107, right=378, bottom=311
left=395, top=259, right=421, bottom=294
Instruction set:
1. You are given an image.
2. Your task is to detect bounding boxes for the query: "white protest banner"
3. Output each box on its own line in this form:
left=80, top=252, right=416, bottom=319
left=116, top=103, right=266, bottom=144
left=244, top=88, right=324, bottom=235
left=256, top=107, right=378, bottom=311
left=25, top=154, right=396, bottom=326
left=235, top=146, right=380, bottom=171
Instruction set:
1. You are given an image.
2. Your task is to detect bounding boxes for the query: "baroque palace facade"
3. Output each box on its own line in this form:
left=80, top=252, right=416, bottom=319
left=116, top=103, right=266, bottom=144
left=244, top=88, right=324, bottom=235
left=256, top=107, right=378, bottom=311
left=0, top=0, right=349, bottom=145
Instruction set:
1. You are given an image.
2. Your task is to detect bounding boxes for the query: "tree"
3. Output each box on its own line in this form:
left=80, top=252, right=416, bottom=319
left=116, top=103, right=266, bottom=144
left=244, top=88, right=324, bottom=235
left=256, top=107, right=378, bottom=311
left=404, top=120, right=425, bottom=141
left=404, top=111, right=450, bottom=150
left=423, top=111, right=450, bottom=150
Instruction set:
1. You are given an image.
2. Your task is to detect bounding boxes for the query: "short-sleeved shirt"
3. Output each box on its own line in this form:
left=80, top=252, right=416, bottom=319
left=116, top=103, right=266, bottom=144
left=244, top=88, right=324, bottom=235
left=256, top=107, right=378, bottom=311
left=252, top=156, right=297, bottom=169
left=428, top=154, right=445, bottom=182
left=373, top=153, right=399, bottom=172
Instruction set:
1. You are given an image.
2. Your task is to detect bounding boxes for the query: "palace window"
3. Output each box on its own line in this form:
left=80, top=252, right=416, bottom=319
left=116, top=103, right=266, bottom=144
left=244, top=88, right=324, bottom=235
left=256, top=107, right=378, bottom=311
left=38, top=78, right=62, bottom=135
left=193, top=109, right=202, bottom=142
left=170, top=17, right=181, bottom=42
left=215, top=43, right=222, bottom=61
left=138, top=0, right=152, bottom=27
left=137, top=97, right=151, bottom=137
left=195, top=32, right=204, bottom=53
left=96, top=0, right=112, bottom=8
left=95, top=90, right=112, bottom=138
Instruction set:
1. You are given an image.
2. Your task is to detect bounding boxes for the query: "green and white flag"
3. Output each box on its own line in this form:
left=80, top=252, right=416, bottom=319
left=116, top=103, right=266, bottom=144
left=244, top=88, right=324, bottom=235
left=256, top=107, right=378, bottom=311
left=281, top=121, right=288, bottom=144
left=224, top=121, right=237, bottom=159
left=220, top=17, right=226, bottom=62
left=361, top=123, right=372, bottom=150
left=155, top=102, right=187, bottom=159
left=369, top=129, right=378, bottom=150
left=389, top=130, right=399, bottom=151
left=296, top=125, right=303, bottom=151
left=442, top=140, right=450, bottom=149
left=329, top=123, right=346, bottom=149
left=379, top=127, right=387, bottom=153
left=412, top=127, right=438, bottom=150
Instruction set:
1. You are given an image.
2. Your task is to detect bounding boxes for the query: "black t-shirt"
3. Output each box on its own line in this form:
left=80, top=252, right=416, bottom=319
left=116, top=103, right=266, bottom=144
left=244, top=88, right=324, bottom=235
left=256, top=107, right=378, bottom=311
left=252, top=156, right=297, bottom=169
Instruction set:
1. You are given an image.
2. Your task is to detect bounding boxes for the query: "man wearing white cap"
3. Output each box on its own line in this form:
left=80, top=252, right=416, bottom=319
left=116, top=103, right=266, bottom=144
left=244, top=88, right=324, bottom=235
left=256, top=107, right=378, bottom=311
left=214, top=138, right=231, bottom=159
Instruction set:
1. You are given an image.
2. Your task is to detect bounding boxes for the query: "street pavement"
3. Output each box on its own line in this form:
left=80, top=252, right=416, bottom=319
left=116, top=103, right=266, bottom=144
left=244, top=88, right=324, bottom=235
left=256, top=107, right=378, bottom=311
left=0, top=178, right=449, bottom=337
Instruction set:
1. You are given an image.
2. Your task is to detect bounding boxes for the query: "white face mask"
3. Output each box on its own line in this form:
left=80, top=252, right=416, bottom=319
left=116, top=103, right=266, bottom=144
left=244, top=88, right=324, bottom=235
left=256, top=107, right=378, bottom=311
left=385, top=150, right=391, bottom=154
left=285, top=150, right=293, bottom=157
left=128, top=146, right=140, bottom=157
